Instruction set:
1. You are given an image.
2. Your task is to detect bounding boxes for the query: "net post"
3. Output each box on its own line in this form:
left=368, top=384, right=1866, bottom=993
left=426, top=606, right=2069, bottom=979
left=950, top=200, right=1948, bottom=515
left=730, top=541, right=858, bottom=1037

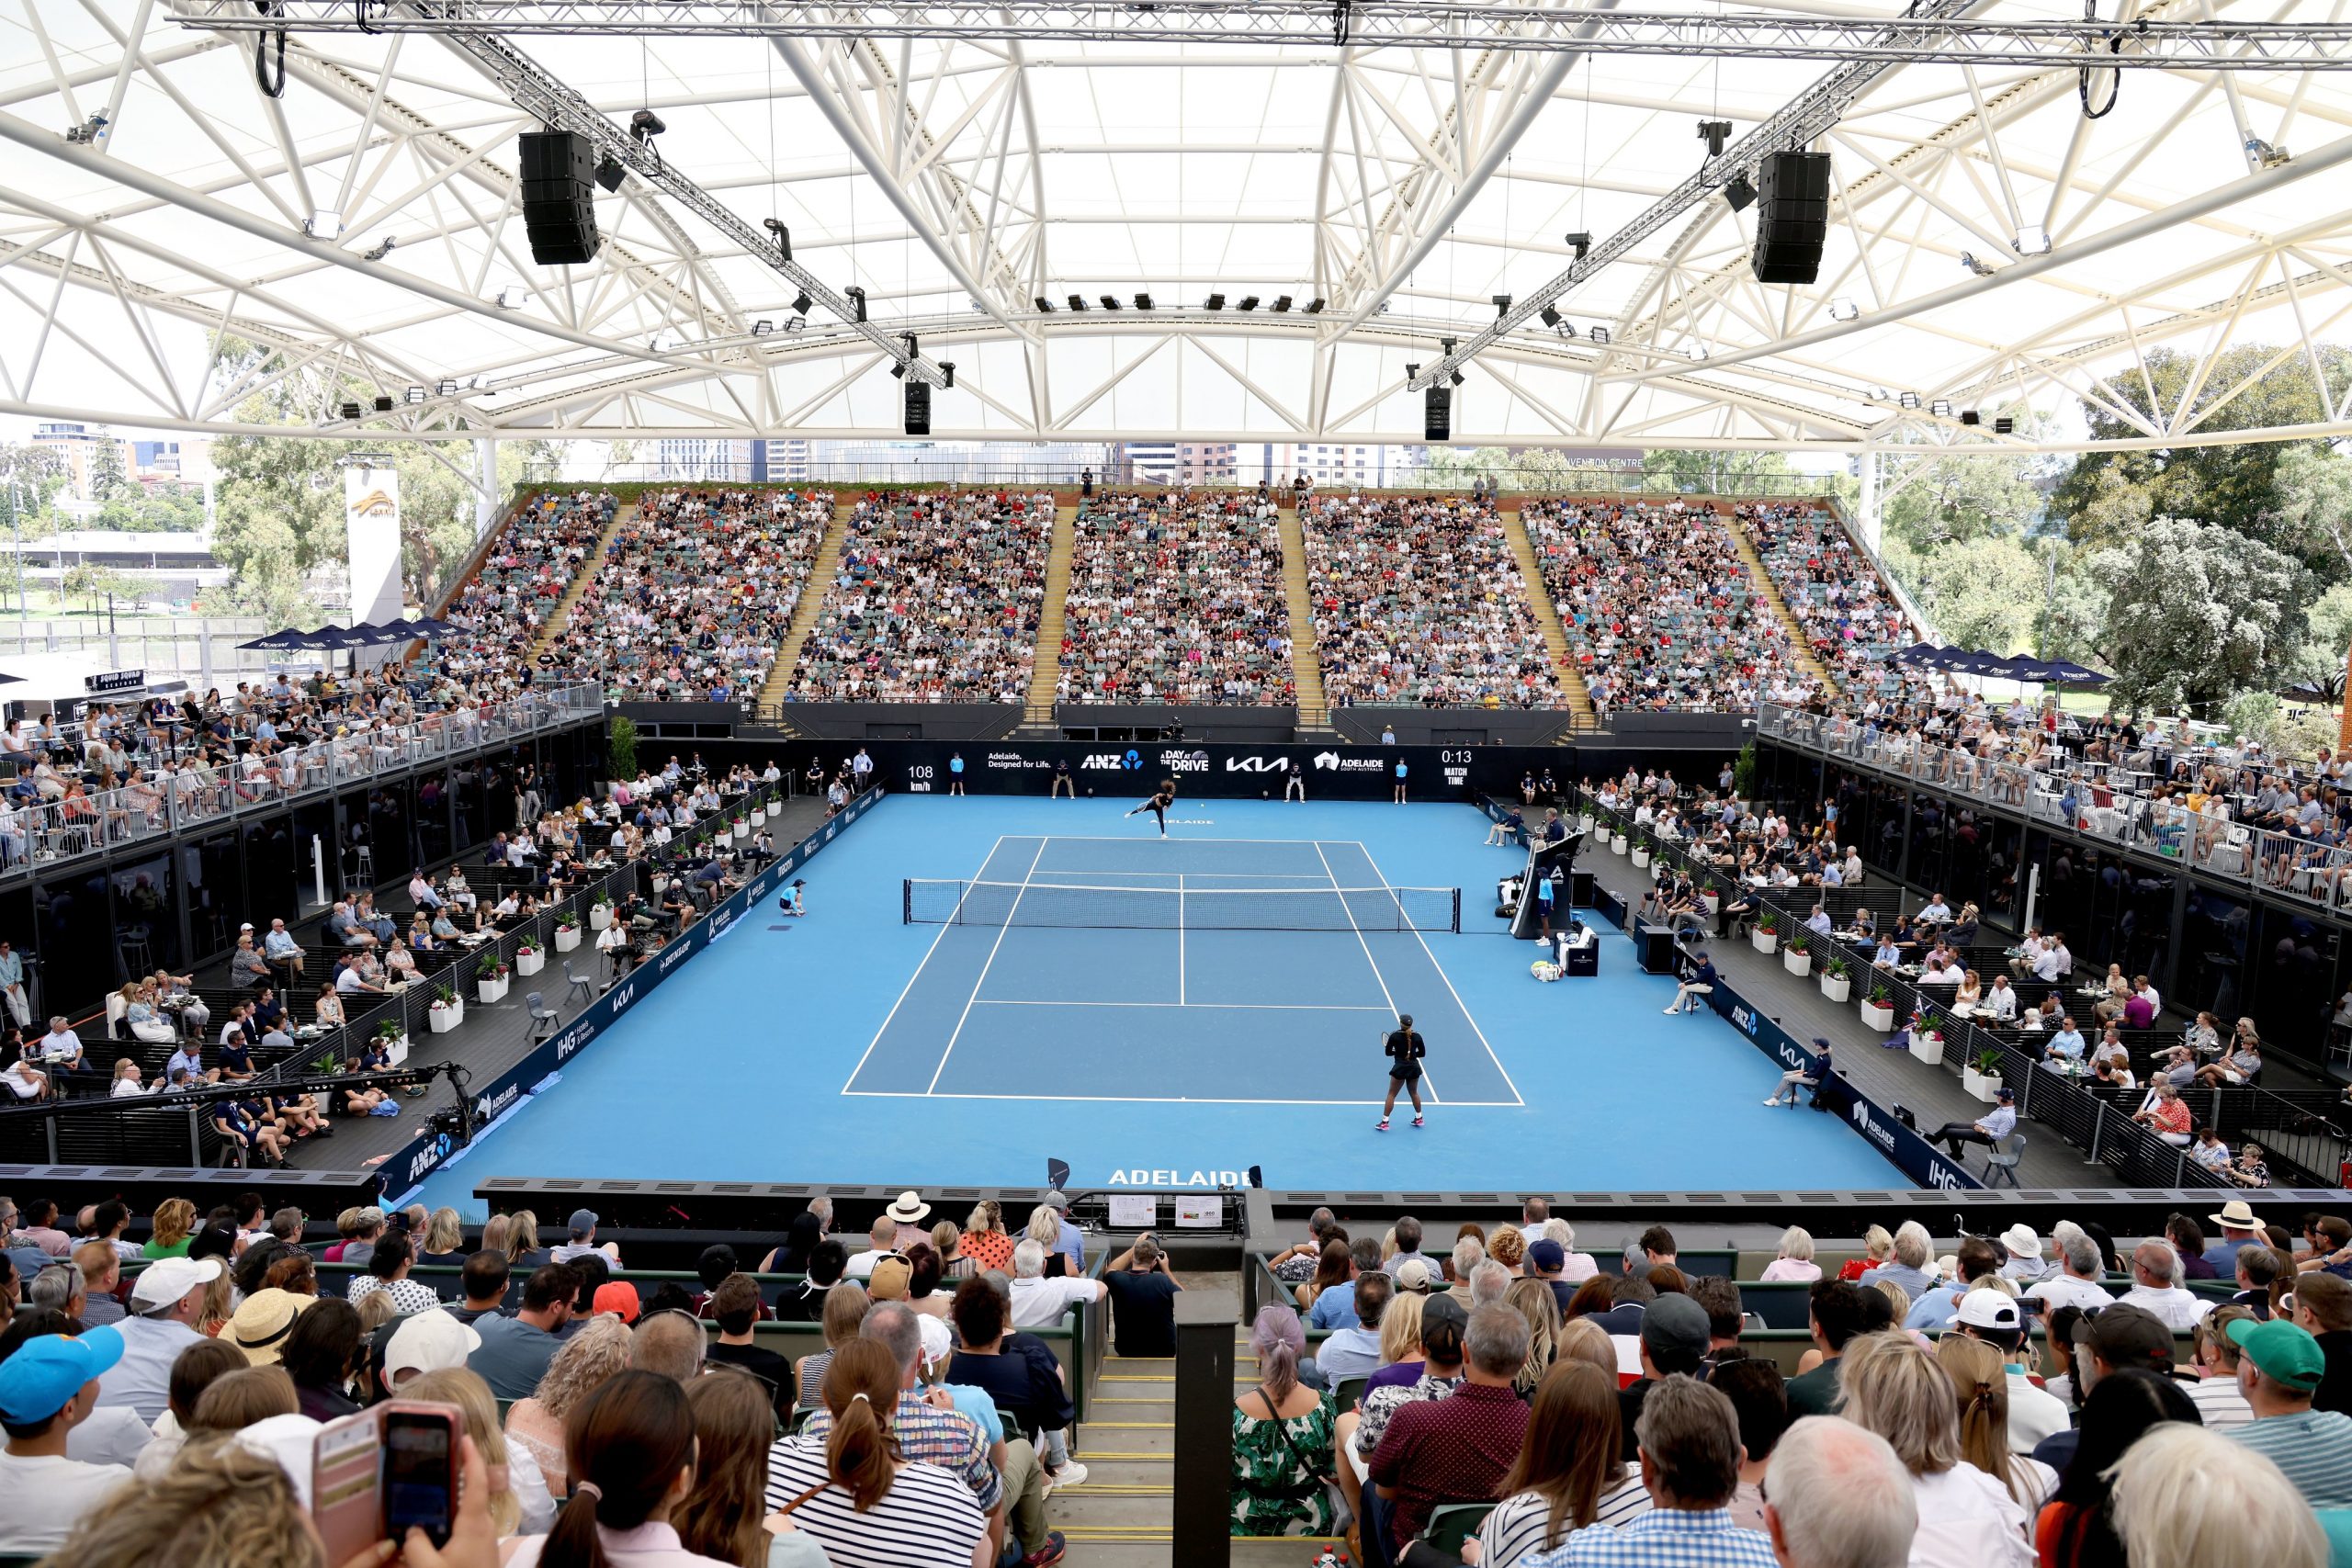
left=1451, top=888, right=1462, bottom=934
left=901, top=879, right=912, bottom=925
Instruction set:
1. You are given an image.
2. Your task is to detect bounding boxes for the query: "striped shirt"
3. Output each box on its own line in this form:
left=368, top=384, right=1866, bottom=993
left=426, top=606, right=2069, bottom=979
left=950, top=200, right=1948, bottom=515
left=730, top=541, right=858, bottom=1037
left=786, top=1400, right=1001, bottom=1512
left=2182, top=1376, right=2255, bottom=1430
left=2230, top=1409, right=2352, bottom=1506
left=1527, top=1506, right=1781, bottom=1568
left=761, top=1442, right=987, bottom=1568
left=1478, top=1476, right=1654, bottom=1567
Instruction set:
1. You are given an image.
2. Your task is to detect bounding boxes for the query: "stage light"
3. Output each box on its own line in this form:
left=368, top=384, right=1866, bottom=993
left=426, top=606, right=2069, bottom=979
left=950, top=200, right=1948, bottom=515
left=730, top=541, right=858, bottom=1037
left=1100, top=294, right=1120, bottom=310
left=1589, top=326, right=1610, bottom=345
left=1450, top=368, right=1465, bottom=387
left=1068, top=294, right=1087, bottom=310
left=784, top=316, right=805, bottom=333
left=305, top=209, right=344, bottom=239
left=1960, top=252, right=1996, bottom=277
left=763, top=219, right=791, bottom=260
left=889, top=361, right=906, bottom=378
left=373, top=394, right=394, bottom=412
left=1302, top=298, right=1325, bottom=313
left=1994, top=416, right=2015, bottom=434
left=1828, top=297, right=1859, bottom=321
left=1272, top=295, right=1292, bottom=311
left=496, top=284, right=530, bottom=309
left=845, top=286, right=867, bottom=321
left=435, top=378, right=457, bottom=396
left=1492, top=294, right=1512, bottom=317
left=1565, top=231, right=1591, bottom=260
left=1034, top=295, right=1053, bottom=312
left=362, top=235, right=396, bottom=262
left=1539, top=304, right=1562, bottom=328
left=1136, top=293, right=1155, bottom=310
left=1696, top=119, right=1732, bottom=156
left=403, top=386, right=426, bottom=404
left=1930, top=398, right=1953, bottom=416
left=629, top=108, right=666, bottom=141
left=594, top=154, right=625, bottom=193
left=751, top=320, right=774, bottom=335
left=339, top=401, right=362, bottom=421
left=1724, top=173, right=1757, bottom=212
left=1961, top=410, right=1981, bottom=426
left=791, top=291, right=812, bottom=316
left=1204, top=293, right=1226, bottom=310
left=2012, top=224, right=2050, bottom=255
left=1238, top=295, right=1261, bottom=310
left=1898, top=390, right=1921, bottom=409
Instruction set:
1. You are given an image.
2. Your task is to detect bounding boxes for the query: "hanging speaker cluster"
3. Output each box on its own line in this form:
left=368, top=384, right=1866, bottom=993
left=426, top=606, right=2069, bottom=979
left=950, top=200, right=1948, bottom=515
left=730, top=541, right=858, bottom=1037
left=1750, top=151, right=1830, bottom=285
left=518, top=130, right=602, bottom=266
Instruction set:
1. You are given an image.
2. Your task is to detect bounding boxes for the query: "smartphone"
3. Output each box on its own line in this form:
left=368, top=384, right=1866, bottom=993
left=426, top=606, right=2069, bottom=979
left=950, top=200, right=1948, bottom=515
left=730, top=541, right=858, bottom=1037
left=382, top=1403, right=462, bottom=1547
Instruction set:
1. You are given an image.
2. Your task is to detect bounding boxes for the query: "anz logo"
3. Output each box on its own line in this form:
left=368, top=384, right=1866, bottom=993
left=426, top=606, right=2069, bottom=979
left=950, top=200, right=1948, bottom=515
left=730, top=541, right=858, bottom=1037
left=406, top=1132, right=453, bottom=1185
left=1729, top=1004, right=1760, bottom=1038
left=1081, top=750, right=1143, bottom=771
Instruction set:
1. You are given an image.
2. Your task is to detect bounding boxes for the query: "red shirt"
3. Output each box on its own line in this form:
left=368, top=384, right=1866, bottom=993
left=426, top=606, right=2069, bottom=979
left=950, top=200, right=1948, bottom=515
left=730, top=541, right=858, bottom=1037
left=1366, top=1380, right=1527, bottom=1546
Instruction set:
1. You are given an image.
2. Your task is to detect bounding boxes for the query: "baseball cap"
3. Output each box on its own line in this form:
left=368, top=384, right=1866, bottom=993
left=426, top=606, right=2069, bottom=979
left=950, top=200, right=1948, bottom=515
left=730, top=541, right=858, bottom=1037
left=1420, top=1293, right=1469, bottom=1337
left=916, top=1312, right=955, bottom=1371
left=2231, top=1317, right=2326, bottom=1393
left=1955, top=1289, right=2021, bottom=1332
left=229, top=1288, right=314, bottom=1365
left=1392, top=1258, right=1435, bottom=1292
left=130, top=1254, right=224, bottom=1310
left=1642, top=1292, right=1712, bottom=1359
left=1996, top=1086, right=2015, bottom=1102
left=566, top=1208, right=599, bottom=1235
left=384, top=1309, right=484, bottom=1382
left=0, top=1325, right=124, bottom=1423
left=1041, top=1190, right=1070, bottom=1212
left=2075, top=1303, right=2173, bottom=1367
left=591, top=1282, right=641, bottom=1324
left=1528, top=1239, right=1566, bottom=1274
left=868, top=1257, right=912, bottom=1300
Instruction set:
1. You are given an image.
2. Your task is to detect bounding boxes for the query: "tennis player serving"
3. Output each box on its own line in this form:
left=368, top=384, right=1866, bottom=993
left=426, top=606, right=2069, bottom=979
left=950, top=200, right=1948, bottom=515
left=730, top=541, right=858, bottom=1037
left=1125, top=779, right=1178, bottom=837
left=1377, top=1012, right=1427, bottom=1131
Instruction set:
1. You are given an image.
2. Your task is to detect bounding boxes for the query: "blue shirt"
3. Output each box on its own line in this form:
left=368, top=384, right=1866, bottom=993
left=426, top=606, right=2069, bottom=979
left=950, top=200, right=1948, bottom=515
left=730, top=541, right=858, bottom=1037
left=1307, top=1280, right=1358, bottom=1330
left=1315, top=1325, right=1383, bottom=1381
left=1528, top=1506, right=1780, bottom=1567
left=2049, top=1029, right=2086, bottom=1062
left=1056, top=1216, right=1085, bottom=1272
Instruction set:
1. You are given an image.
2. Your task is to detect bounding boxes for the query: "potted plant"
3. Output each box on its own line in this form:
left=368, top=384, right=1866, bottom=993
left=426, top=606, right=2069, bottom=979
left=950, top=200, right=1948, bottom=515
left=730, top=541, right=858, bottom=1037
left=1964, top=1046, right=2006, bottom=1102
left=514, top=939, right=545, bottom=977
left=475, top=953, right=510, bottom=1006
left=1702, top=881, right=1723, bottom=916
left=1751, top=915, right=1779, bottom=955
left=751, top=804, right=767, bottom=828
left=1910, top=1010, right=1949, bottom=1067
left=373, top=1017, right=409, bottom=1066
left=1819, top=954, right=1851, bottom=1003
left=428, top=984, right=465, bottom=1034
left=1783, top=930, right=1813, bottom=976
left=589, top=894, right=615, bottom=931
left=1610, top=824, right=1629, bottom=855
left=731, top=816, right=750, bottom=840
left=1860, top=983, right=1896, bottom=1032
left=554, top=913, right=582, bottom=953
left=1630, top=832, right=1651, bottom=870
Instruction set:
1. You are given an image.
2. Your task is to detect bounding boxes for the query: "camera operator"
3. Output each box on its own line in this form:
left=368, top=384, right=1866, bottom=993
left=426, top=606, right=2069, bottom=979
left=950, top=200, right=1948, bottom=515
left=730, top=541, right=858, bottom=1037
left=1101, top=1234, right=1183, bottom=1358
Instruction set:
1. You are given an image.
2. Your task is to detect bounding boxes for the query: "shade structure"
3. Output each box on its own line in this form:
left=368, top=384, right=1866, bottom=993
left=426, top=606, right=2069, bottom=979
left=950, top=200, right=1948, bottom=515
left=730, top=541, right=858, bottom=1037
left=235, top=627, right=310, bottom=652
left=2041, top=660, right=2111, bottom=686
left=311, top=625, right=380, bottom=650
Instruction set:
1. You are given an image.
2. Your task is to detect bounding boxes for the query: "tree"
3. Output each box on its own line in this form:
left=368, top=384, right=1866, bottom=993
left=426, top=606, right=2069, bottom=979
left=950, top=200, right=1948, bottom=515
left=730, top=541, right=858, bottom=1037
left=2264, top=443, right=2352, bottom=579
left=2084, top=516, right=2309, bottom=715
left=93, top=479, right=204, bottom=533
left=1906, top=535, right=2046, bottom=653
left=2052, top=344, right=2348, bottom=571
left=1877, top=405, right=2055, bottom=552
left=84, top=438, right=129, bottom=502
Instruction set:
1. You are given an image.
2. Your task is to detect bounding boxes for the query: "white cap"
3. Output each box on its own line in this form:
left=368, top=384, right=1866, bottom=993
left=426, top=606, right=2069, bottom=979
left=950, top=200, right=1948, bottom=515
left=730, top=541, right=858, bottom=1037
left=130, top=1255, right=225, bottom=1309
left=384, top=1309, right=482, bottom=1382
left=1956, top=1289, right=2022, bottom=1331
left=917, top=1312, right=954, bottom=1371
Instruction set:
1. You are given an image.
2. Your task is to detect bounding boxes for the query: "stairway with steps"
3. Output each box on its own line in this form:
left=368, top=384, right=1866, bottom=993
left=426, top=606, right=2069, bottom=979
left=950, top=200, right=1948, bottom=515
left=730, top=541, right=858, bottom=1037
left=753, top=497, right=854, bottom=723
left=1723, top=505, right=1838, bottom=695
left=1017, top=502, right=1078, bottom=735
left=1498, top=504, right=1598, bottom=728
left=526, top=502, right=635, bottom=664
left=1276, top=505, right=1334, bottom=734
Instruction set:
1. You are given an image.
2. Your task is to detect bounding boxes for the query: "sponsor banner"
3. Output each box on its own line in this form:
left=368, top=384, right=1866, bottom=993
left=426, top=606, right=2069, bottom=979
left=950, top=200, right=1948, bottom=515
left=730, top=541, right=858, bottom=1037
left=344, top=464, right=405, bottom=628
left=383, top=786, right=884, bottom=1198
left=1676, top=950, right=1978, bottom=1191
left=821, top=739, right=1513, bottom=802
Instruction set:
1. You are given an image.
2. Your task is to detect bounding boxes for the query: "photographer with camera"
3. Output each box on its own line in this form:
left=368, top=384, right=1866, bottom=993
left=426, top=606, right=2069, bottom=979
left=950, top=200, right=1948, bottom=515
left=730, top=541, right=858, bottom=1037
left=1101, top=1235, right=1183, bottom=1358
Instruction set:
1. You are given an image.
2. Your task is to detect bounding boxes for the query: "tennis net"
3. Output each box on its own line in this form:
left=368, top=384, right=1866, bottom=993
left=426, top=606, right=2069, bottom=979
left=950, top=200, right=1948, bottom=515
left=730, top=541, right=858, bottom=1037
left=901, top=878, right=1462, bottom=932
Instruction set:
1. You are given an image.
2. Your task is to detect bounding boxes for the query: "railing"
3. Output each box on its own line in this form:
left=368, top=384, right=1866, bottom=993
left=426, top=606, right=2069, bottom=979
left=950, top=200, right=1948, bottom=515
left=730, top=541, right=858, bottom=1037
left=1573, top=784, right=2348, bottom=1190
left=0, top=682, right=605, bottom=879
left=1758, top=701, right=2352, bottom=918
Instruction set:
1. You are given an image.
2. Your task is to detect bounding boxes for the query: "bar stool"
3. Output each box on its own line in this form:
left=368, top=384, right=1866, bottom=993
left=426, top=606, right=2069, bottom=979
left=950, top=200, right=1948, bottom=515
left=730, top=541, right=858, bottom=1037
left=345, top=844, right=376, bottom=895
left=117, top=926, right=154, bottom=979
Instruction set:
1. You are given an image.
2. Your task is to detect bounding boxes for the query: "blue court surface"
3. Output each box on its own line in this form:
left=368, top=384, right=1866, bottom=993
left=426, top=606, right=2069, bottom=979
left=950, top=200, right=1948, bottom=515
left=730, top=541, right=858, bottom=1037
left=413, top=797, right=1893, bottom=1213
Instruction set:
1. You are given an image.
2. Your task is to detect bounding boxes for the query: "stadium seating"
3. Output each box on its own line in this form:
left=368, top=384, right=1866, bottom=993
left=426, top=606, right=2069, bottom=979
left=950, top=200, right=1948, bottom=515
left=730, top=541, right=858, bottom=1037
left=1057, top=491, right=1295, bottom=704
left=438, top=491, right=616, bottom=691
left=1737, top=501, right=1912, bottom=696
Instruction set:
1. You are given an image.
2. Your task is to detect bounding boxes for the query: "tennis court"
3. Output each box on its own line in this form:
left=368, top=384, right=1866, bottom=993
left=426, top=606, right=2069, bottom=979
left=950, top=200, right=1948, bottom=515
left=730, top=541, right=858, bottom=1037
left=846, top=834, right=1521, bottom=1105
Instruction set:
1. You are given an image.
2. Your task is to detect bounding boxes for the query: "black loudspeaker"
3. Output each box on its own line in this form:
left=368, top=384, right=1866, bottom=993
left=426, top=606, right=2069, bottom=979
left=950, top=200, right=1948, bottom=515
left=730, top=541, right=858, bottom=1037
left=903, top=378, right=931, bottom=435
left=518, top=130, right=602, bottom=266
left=1424, top=385, right=1452, bottom=442
left=1750, top=150, right=1830, bottom=285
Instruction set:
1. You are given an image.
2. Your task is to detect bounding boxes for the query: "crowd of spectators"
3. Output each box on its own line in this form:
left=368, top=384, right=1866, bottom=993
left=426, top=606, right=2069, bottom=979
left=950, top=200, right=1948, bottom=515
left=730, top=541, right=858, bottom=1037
left=1523, top=499, right=1809, bottom=714
left=1238, top=1201, right=2350, bottom=1568
left=787, top=490, right=1050, bottom=704
left=1737, top=502, right=1913, bottom=698
left=1303, top=495, right=1565, bottom=708
left=546, top=489, right=831, bottom=703
left=1057, top=491, right=1294, bottom=705
left=437, top=491, right=617, bottom=694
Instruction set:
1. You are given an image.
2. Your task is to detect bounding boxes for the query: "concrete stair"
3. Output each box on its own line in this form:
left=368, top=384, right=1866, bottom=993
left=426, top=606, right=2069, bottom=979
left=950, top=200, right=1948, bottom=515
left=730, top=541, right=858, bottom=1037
left=1498, top=504, right=1598, bottom=728
left=1018, top=502, right=1078, bottom=735
left=755, top=497, right=853, bottom=721
left=527, top=502, right=635, bottom=663
left=1724, top=505, right=1838, bottom=696
left=1276, top=504, right=1334, bottom=734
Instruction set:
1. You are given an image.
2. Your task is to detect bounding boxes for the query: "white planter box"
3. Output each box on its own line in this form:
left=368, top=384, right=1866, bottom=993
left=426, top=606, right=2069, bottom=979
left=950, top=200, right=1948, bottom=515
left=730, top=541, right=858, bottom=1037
left=751, top=808, right=767, bottom=828
left=651, top=875, right=669, bottom=895
left=1910, top=1032, right=1948, bottom=1067
left=1577, top=815, right=1596, bottom=834
left=1701, top=892, right=1720, bottom=914
left=1820, top=974, right=1850, bottom=1003
left=380, top=1033, right=411, bottom=1067
left=589, top=904, right=614, bottom=931
left=1783, top=948, right=1812, bottom=976
left=1752, top=929, right=1779, bottom=954
left=514, top=950, right=545, bottom=976
left=1963, top=1066, right=2005, bottom=1101
left=428, top=1002, right=463, bottom=1035
left=732, top=822, right=750, bottom=840
left=1860, top=1001, right=1895, bottom=1032
left=1631, top=848, right=1650, bottom=869
left=1610, top=833, right=1628, bottom=855
left=554, top=926, right=582, bottom=953
left=476, top=976, right=509, bottom=1006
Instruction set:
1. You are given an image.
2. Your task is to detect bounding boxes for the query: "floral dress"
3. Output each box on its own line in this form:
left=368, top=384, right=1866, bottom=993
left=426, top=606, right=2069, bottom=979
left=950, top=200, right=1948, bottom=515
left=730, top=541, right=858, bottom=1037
left=1229, top=1389, right=1338, bottom=1537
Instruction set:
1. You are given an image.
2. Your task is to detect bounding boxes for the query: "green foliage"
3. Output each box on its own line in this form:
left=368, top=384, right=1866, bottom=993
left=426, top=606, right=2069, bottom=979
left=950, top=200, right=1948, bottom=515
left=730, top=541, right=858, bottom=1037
left=1906, top=535, right=2046, bottom=654
left=607, top=715, right=639, bottom=780
left=1732, top=742, right=1757, bottom=801
left=2085, top=516, right=2309, bottom=715
left=60, top=564, right=157, bottom=610
left=92, top=478, right=204, bottom=533
left=1879, top=408, right=2053, bottom=552
left=2222, top=690, right=2283, bottom=748
left=1974, top=1047, right=2004, bottom=1077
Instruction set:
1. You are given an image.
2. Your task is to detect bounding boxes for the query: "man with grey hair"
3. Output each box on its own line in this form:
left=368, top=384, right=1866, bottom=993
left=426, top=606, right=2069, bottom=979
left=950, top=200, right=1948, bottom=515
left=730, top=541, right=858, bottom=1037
left=1858, top=1222, right=1936, bottom=1299
left=2120, top=1237, right=2212, bottom=1328
left=1553, top=1375, right=1779, bottom=1564
left=1448, top=1236, right=1486, bottom=1307
left=2026, top=1230, right=2113, bottom=1314
left=1367, top=1304, right=1530, bottom=1559
left=1759, top=1416, right=1917, bottom=1568
left=25, top=1260, right=83, bottom=1321
left=629, top=1310, right=707, bottom=1383
left=341, top=1206, right=387, bottom=1269
left=1468, top=1258, right=1512, bottom=1310
left=1007, top=1237, right=1105, bottom=1328
left=1546, top=1218, right=1599, bottom=1281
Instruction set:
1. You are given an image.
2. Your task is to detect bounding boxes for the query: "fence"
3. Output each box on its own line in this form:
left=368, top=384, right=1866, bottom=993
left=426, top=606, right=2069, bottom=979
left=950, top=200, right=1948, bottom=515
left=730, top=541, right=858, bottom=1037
left=1573, top=784, right=2348, bottom=1190
left=0, top=681, right=604, bottom=882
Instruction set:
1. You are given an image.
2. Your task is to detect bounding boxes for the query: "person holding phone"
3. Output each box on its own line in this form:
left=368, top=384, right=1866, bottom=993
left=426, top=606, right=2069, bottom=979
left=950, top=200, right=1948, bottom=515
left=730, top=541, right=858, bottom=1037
left=1376, top=1013, right=1427, bottom=1133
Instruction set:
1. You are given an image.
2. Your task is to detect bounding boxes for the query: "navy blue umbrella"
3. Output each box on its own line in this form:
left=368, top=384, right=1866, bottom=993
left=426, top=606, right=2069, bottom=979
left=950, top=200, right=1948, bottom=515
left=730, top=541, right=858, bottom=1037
left=2043, top=660, right=2110, bottom=686
left=235, top=627, right=308, bottom=651
left=1892, top=641, right=1949, bottom=667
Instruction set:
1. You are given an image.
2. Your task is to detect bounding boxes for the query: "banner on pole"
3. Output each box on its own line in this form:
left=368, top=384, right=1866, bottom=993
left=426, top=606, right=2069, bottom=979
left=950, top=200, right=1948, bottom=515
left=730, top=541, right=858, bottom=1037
left=345, top=463, right=404, bottom=626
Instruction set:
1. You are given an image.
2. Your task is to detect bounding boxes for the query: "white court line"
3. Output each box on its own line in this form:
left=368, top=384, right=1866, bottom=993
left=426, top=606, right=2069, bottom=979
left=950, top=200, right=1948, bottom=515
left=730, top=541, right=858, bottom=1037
left=840, top=833, right=1012, bottom=1095
left=1355, top=839, right=1528, bottom=1109
left=847, top=1088, right=1522, bottom=1107
left=925, top=837, right=1048, bottom=1095
left=1177, top=873, right=1184, bottom=1006
left=971, top=998, right=1391, bottom=1011
left=1313, top=839, right=1434, bottom=1103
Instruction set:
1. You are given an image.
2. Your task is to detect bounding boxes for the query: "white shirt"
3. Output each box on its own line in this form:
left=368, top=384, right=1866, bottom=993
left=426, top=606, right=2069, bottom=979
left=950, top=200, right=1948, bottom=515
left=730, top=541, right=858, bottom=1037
left=2025, top=1272, right=2114, bottom=1314
left=0, top=1450, right=132, bottom=1552
left=843, top=1247, right=892, bottom=1280
left=96, top=1314, right=206, bottom=1424
left=64, top=1403, right=153, bottom=1469
left=1008, top=1274, right=1102, bottom=1327
left=2005, top=1368, right=2070, bottom=1452
left=2119, top=1282, right=2211, bottom=1329
left=1906, top=1461, right=2034, bottom=1568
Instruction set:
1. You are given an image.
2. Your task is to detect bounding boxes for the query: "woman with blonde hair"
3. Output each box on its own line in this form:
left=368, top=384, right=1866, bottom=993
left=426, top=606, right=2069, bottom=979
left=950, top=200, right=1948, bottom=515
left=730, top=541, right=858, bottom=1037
left=506, top=1208, right=549, bottom=1268
left=405, top=1365, right=552, bottom=1535
left=2109, top=1423, right=2326, bottom=1568
left=505, top=1312, right=634, bottom=1500
left=43, top=1436, right=334, bottom=1568
left=1555, top=1317, right=1619, bottom=1383
left=1840, top=1224, right=1893, bottom=1281
left=352, top=1289, right=398, bottom=1335
left=1760, top=1226, right=1820, bottom=1281
left=481, top=1212, right=513, bottom=1259
left=1838, top=1332, right=2033, bottom=1565
left=1374, top=1292, right=1426, bottom=1384
left=1934, top=1334, right=2056, bottom=1509
left=931, top=1219, right=975, bottom=1280
left=1025, top=1203, right=1074, bottom=1278
left=961, top=1200, right=1014, bottom=1274
left=1504, top=1276, right=1563, bottom=1397
left=420, top=1205, right=467, bottom=1265
left=144, top=1196, right=196, bottom=1258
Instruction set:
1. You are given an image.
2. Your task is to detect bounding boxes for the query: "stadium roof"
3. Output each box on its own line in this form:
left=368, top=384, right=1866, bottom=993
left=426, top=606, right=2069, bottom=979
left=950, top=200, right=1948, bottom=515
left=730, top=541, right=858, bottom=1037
left=2, top=0, right=2351, bottom=453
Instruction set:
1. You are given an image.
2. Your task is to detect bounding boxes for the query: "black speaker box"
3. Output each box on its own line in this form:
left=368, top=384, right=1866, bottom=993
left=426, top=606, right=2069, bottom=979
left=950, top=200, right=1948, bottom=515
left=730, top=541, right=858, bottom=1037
left=1424, top=385, right=1453, bottom=442
left=518, top=130, right=602, bottom=266
left=904, top=379, right=932, bottom=436
left=1751, top=150, right=1831, bottom=285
